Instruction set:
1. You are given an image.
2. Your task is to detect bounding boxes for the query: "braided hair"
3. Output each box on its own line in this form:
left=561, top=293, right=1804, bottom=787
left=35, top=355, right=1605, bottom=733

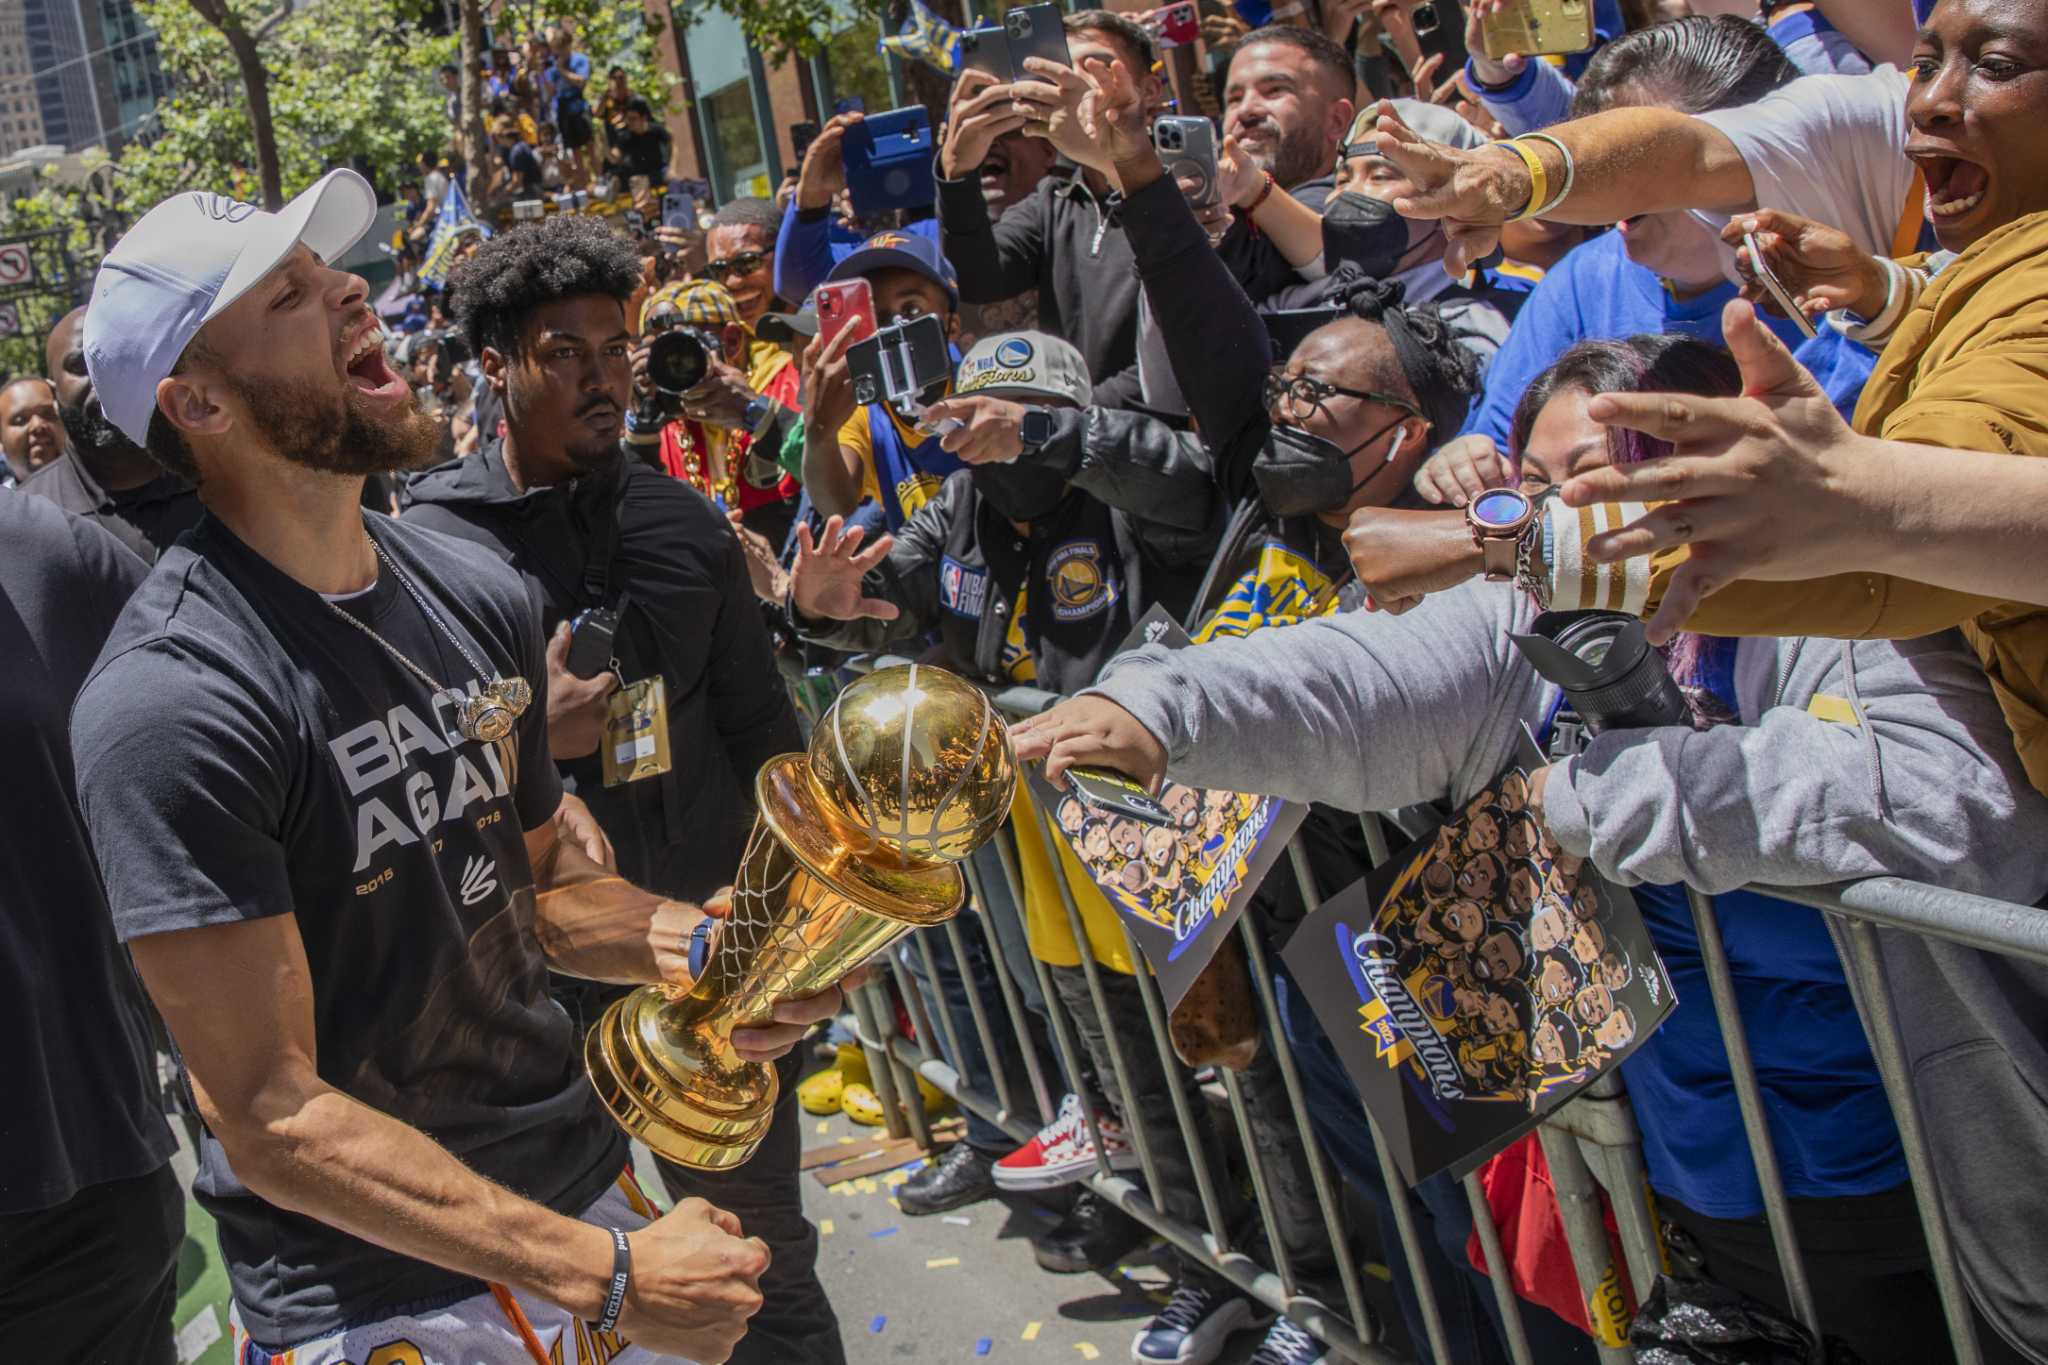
left=1335, top=276, right=1479, bottom=441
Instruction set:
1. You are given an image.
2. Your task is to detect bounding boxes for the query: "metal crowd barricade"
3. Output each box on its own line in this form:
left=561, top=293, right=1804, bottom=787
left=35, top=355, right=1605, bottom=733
left=825, top=658, right=2038, bottom=1365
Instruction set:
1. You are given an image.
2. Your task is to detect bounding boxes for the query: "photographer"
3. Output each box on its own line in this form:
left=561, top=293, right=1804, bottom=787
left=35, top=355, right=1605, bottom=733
left=405, top=216, right=845, bottom=1365
left=628, top=280, right=803, bottom=546
left=1013, top=335, right=2048, bottom=1365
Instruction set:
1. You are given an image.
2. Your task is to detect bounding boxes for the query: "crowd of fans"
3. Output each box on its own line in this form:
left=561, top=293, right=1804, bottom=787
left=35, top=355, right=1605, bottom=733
left=7, top=0, right=2048, bottom=1363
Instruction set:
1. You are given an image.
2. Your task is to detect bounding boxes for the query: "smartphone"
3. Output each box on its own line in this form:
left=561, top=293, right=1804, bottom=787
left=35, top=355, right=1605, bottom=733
left=1065, top=766, right=1177, bottom=828
left=1004, top=2, right=1073, bottom=76
left=848, top=313, right=950, bottom=407
left=1153, top=115, right=1221, bottom=208
left=959, top=25, right=1013, bottom=81
left=1152, top=0, right=1198, bottom=47
left=842, top=105, right=937, bottom=215
left=661, top=189, right=695, bottom=231
left=1479, top=0, right=1595, bottom=59
left=790, top=119, right=823, bottom=166
left=1742, top=231, right=1820, bottom=340
left=814, top=278, right=877, bottom=353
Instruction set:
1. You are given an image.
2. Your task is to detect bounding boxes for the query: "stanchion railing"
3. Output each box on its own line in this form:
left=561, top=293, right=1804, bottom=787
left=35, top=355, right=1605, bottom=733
left=826, top=658, right=2025, bottom=1365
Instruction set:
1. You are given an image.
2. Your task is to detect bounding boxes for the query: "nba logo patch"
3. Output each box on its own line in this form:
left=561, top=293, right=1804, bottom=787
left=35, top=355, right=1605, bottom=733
left=939, top=555, right=988, bottom=619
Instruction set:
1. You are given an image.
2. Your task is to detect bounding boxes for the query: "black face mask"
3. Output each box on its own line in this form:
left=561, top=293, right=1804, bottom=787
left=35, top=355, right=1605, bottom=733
left=1252, top=414, right=1407, bottom=518
left=973, top=461, right=1068, bottom=524
left=1321, top=192, right=1410, bottom=279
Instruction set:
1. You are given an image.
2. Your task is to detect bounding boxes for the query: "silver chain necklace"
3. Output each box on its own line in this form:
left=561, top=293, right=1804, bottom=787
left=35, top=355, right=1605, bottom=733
left=321, top=533, right=533, bottom=743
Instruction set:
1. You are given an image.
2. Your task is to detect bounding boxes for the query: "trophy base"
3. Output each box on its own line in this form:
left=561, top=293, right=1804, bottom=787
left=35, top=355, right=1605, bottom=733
left=585, top=986, right=777, bottom=1171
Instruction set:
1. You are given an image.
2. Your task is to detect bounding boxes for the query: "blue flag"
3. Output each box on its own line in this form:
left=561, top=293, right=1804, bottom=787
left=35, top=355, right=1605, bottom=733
left=879, top=0, right=962, bottom=76
left=418, top=178, right=491, bottom=287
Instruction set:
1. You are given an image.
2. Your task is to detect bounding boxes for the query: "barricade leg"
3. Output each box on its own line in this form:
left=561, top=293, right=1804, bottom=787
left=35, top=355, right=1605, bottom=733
left=978, top=830, right=1058, bottom=1126
left=1837, top=917, right=1985, bottom=1365
left=1463, top=1172, right=1537, bottom=1365
left=1535, top=1125, right=1636, bottom=1365
left=849, top=978, right=913, bottom=1144
left=1684, top=889, right=1818, bottom=1334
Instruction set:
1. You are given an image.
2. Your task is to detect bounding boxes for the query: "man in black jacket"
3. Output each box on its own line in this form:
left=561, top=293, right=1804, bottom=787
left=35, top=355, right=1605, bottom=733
left=404, top=216, right=844, bottom=1365
left=936, top=10, right=1164, bottom=410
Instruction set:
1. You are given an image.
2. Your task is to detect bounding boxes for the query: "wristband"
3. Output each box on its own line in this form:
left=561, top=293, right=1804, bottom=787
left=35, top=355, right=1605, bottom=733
left=1494, top=139, right=1547, bottom=222
left=1239, top=170, right=1276, bottom=215
left=596, top=1226, right=632, bottom=1334
left=687, top=917, right=715, bottom=979
left=1514, top=133, right=1575, bottom=218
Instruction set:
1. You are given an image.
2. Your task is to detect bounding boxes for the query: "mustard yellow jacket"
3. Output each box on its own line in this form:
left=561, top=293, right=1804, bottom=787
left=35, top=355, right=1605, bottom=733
left=1644, top=211, right=2048, bottom=792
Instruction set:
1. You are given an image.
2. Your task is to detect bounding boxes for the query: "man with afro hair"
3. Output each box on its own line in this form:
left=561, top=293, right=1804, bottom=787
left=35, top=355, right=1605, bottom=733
left=407, top=213, right=848, bottom=1365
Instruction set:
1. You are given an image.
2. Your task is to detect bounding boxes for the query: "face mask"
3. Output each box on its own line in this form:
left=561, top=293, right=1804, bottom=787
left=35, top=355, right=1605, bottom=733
left=973, top=461, right=1068, bottom=524
left=1252, top=417, right=1406, bottom=518
left=1321, top=192, right=1410, bottom=279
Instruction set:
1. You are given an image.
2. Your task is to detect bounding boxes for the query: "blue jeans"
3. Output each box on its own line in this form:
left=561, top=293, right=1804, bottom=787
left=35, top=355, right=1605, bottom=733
left=1271, top=959, right=1597, bottom=1365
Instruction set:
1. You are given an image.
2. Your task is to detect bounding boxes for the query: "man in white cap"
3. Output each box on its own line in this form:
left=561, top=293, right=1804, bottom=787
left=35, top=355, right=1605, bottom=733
left=66, top=170, right=860, bottom=1364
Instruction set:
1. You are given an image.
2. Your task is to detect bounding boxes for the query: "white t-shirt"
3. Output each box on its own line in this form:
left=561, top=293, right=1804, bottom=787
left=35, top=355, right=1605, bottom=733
left=1695, top=66, right=1917, bottom=262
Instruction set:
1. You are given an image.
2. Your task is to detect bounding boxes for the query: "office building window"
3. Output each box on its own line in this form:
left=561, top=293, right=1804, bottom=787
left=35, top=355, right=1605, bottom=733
left=705, top=81, right=768, bottom=200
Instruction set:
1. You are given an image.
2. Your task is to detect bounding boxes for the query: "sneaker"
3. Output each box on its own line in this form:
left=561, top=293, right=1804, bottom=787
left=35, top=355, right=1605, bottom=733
left=994, top=1093, right=1143, bottom=1191
left=1248, top=1316, right=1330, bottom=1365
left=1131, top=1283, right=1263, bottom=1365
left=1033, top=1188, right=1146, bottom=1274
left=898, top=1142, right=998, bottom=1216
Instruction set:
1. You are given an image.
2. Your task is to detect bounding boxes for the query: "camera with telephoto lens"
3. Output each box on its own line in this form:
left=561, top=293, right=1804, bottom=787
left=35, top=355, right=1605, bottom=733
left=847, top=313, right=950, bottom=407
left=643, top=316, right=722, bottom=396
left=1509, top=610, right=1690, bottom=756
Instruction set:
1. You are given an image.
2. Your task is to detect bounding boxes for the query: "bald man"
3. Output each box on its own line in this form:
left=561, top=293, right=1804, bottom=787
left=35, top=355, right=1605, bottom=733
left=22, top=306, right=204, bottom=562
left=0, top=377, right=63, bottom=479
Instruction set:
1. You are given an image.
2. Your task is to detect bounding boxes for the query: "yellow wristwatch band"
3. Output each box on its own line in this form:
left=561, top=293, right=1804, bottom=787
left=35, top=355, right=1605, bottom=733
left=1496, top=138, right=1548, bottom=222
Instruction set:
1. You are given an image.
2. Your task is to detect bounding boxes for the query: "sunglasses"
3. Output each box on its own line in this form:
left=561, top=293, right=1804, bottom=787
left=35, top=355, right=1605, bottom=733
left=705, top=250, right=767, bottom=278
left=1263, top=368, right=1419, bottom=423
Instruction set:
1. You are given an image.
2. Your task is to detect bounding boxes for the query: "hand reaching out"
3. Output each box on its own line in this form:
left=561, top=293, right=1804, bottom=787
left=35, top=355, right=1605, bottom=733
left=1009, top=695, right=1169, bottom=793
left=1413, top=433, right=1517, bottom=506
left=795, top=112, right=863, bottom=212
left=1010, top=54, right=1151, bottom=174
left=940, top=70, right=1026, bottom=180
left=789, top=515, right=901, bottom=622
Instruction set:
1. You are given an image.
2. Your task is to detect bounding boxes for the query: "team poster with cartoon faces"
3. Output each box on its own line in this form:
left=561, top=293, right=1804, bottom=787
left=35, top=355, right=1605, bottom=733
left=1281, top=732, right=1676, bottom=1187
left=1029, top=608, right=1307, bottom=1013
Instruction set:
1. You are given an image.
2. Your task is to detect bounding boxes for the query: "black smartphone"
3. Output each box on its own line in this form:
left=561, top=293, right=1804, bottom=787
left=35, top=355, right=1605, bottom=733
left=959, top=25, right=1012, bottom=82
left=790, top=119, right=823, bottom=166
left=1005, top=2, right=1073, bottom=75
left=1066, top=766, right=1177, bottom=827
left=565, top=607, right=620, bottom=679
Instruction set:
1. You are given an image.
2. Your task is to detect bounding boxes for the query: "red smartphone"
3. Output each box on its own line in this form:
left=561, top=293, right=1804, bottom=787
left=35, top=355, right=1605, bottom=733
left=815, top=278, right=877, bottom=352
left=1153, top=1, right=1198, bottom=47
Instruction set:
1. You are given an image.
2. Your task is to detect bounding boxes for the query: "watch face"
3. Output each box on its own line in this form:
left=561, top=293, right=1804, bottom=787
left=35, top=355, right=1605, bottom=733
left=1471, top=488, right=1532, bottom=530
left=1020, top=409, right=1053, bottom=447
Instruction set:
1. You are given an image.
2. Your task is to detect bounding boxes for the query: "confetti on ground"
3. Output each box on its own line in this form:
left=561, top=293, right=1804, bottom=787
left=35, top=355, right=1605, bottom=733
left=839, top=1136, right=855, bottom=1145
left=1021, top=1322, right=1042, bottom=1342
left=816, top=1121, right=829, bottom=1134
left=870, top=1226, right=899, bottom=1239
left=976, top=1338, right=993, bottom=1356
left=925, top=1257, right=959, bottom=1268
left=818, top=1219, right=834, bottom=1237
left=883, top=1170, right=911, bottom=1188
left=888, top=1197, right=901, bottom=1210
left=869, top=1315, right=887, bottom=1334
left=856, top=1177, right=878, bottom=1193
left=1075, top=1344, right=1100, bottom=1360
left=943, top=1215, right=973, bottom=1227
left=1364, top=1262, right=1392, bottom=1282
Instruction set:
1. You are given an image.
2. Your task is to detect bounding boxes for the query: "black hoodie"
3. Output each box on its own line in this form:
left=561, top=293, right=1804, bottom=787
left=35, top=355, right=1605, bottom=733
left=405, top=446, right=800, bottom=902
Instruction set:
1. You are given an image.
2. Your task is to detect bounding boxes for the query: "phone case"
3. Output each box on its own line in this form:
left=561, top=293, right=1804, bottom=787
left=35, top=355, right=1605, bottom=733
left=1154, top=115, right=1221, bottom=208
left=842, top=105, right=937, bottom=215
left=815, top=280, right=877, bottom=352
left=848, top=314, right=949, bottom=407
left=959, top=26, right=1012, bottom=81
left=1005, top=2, right=1073, bottom=74
left=1742, top=232, right=1819, bottom=339
left=1480, top=0, right=1595, bottom=59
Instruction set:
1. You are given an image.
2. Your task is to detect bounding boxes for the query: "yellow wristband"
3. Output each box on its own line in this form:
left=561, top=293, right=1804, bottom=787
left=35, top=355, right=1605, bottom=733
left=1494, top=139, right=1547, bottom=222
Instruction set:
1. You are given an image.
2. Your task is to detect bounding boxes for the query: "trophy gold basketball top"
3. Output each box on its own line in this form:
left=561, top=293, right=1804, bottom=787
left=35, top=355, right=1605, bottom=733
left=585, top=663, right=1017, bottom=1169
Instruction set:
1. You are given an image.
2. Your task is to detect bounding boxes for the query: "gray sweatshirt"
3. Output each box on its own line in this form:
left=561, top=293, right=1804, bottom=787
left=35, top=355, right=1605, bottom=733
left=1090, top=580, right=2048, bottom=1358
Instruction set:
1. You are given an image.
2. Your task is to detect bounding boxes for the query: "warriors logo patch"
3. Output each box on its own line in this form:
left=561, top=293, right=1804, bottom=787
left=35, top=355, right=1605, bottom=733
left=1046, top=540, right=1116, bottom=622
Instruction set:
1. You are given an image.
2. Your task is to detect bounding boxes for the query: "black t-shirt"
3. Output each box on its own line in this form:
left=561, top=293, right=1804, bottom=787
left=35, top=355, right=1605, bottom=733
left=611, top=125, right=672, bottom=184
left=70, top=510, right=622, bottom=1346
left=505, top=138, right=544, bottom=194
left=0, top=491, right=169, bottom=1215
left=20, top=447, right=207, bottom=564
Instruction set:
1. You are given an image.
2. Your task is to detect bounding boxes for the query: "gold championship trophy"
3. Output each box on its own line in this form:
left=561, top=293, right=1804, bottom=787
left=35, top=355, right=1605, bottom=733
left=585, top=664, right=1016, bottom=1170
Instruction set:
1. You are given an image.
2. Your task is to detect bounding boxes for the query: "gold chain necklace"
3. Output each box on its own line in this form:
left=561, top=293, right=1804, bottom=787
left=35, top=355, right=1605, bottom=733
left=321, top=533, right=533, bottom=743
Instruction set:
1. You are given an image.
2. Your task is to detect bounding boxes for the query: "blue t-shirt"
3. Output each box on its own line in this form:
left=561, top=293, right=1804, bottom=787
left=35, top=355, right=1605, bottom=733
left=1601, top=639, right=1905, bottom=1218
left=1462, top=230, right=1868, bottom=446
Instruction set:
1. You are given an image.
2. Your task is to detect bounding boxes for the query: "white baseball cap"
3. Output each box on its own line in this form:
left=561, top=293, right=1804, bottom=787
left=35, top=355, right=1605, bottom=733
left=953, top=331, right=1091, bottom=408
left=84, top=168, right=379, bottom=447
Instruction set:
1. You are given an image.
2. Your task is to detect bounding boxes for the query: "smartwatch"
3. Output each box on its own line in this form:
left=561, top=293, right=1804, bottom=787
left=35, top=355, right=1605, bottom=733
left=741, top=394, right=777, bottom=438
left=1019, top=407, right=1056, bottom=452
left=1465, top=487, right=1538, bottom=582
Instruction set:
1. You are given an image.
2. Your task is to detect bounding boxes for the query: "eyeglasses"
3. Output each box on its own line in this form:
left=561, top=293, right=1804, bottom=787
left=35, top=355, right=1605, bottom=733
left=1263, top=367, right=1419, bottom=424
left=704, top=250, right=766, bottom=278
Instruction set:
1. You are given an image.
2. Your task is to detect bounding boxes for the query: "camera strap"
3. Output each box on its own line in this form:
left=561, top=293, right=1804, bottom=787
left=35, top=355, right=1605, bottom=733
left=581, top=460, right=630, bottom=616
